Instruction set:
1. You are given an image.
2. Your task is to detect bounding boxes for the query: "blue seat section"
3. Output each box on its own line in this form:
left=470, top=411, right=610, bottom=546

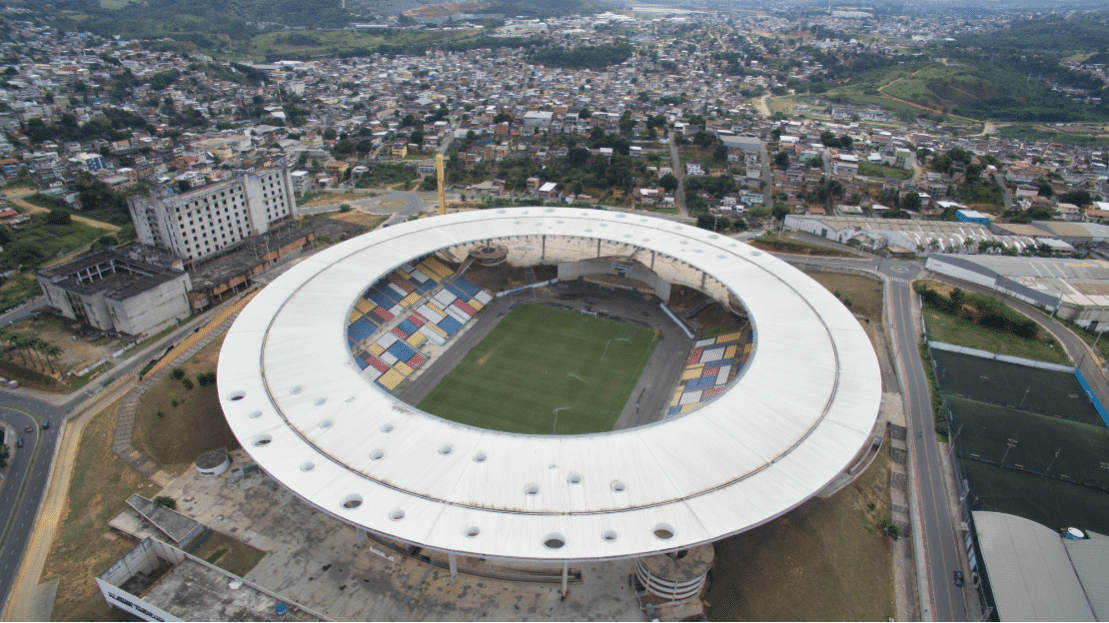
left=445, top=283, right=468, bottom=299
left=668, top=405, right=682, bottom=416
left=346, top=318, right=376, bottom=342
left=397, top=319, right=419, bottom=335
left=387, top=341, right=416, bottom=362
left=686, top=377, right=716, bottom=389
left=701, top=360, right=731, bottom=369
left=377, top=286, right=404, bottom=304
left=368, top=290, right=394, bottom=308
left=355, top=357, right=369, bottom=370
left=438, top=316, right=463, bottom=335
left=417, top=279, right=436, bottom=293
left=453, top=277, right=481, bottom=298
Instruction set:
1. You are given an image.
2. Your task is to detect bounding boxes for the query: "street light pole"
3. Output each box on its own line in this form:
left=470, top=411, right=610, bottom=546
left=1001, top=438, right=1018, bottom=465
left=1046, top=447, right=1062, bottom=474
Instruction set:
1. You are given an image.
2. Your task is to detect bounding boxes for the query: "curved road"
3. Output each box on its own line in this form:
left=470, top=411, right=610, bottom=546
left=0, top=398, right=63, bottom=613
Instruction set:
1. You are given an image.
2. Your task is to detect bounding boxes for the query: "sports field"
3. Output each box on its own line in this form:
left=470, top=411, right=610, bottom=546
left=417, top=304, right=659, bottom=435
left=949, top=396, right=1109, bottom=488
left=961, top=460, right=1109, bottom=535
left=932, top=349, right=1101, bottom=426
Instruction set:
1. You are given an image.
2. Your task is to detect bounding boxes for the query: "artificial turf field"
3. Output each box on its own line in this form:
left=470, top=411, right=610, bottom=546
left=417, top=303, right=659, bottom=435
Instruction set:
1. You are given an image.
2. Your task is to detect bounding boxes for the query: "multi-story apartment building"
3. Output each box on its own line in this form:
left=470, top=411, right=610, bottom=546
left=127, top=168, right=298, bottom=262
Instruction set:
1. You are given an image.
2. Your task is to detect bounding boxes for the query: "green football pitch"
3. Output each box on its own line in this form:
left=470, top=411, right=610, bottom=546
left=417, top=303, right=660, bottom=435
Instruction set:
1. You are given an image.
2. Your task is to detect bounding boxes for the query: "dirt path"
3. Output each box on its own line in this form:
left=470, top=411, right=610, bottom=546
left=8, top=198, right=121, bottom=233
left=753, top=93, right=771, bottom=117
left=875, top=70, right=981, bottom=124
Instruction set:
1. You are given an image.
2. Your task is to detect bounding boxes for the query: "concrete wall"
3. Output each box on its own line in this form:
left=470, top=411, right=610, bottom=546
left=557, top=258, right=671, bottom=299
left=108, top=272, right=192, bottom=336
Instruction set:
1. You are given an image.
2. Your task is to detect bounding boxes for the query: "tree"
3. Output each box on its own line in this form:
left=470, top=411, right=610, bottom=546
left=902, top=192, right=923, bottom=212
left=1061, top=190, right=1092, bottom=206
left=492, top=112, right=512, bottom=124
left=772, top=204, right=791, bottom=221
left=659, top=173, right=679, bottom=193
left=949, top=287, right=967, bottom=314
left=45, top=210, right=71, bottom=226
left=774, top=151, right=790, bottom=170
left=0, top=443, right=7, bottom=469
left=153, top=496, right=177, bottom=510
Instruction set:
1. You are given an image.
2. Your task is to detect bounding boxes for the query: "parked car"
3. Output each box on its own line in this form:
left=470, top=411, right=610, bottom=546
left=42, top=421, right=50, bottom=430
left=16, top=438, right=22, bottom=448
left=6, top=380, right=17, bottom=388
left=24, top=424, right=32, bottom=433
left=954, top=570, right=964, bottom=587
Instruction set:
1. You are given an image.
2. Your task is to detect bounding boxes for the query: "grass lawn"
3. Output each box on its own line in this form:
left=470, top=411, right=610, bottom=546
left=42, top=399, right=152, bottom=622
left=190, top=530, right=267, bottom=579
left=923, top=307, right=1070, bottom=365
left=749, top=232, right=858, bottom=257
left=807, top=272, right=884, bottom=322
left=132, top=333, right=241, bottom=475
left=858, top=161, right=912, bottom=179
left=705, top=447, right=894, bottom=621
left=418, top=304, right=658, bottom=434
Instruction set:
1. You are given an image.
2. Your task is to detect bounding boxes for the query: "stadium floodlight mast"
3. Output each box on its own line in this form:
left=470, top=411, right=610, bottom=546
left=1045, top=447, right=1062, bottom=474
left=1001, top=438, right=1019, bottom=465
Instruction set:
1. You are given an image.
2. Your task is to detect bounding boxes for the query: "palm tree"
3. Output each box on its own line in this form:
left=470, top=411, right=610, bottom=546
left=7, top=333, right=27, bottom=367
left=40, top=342, right=62, bottom=375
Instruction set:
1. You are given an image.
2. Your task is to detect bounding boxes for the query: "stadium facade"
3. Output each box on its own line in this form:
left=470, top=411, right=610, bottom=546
left=217, top=208, right=881, bottom=581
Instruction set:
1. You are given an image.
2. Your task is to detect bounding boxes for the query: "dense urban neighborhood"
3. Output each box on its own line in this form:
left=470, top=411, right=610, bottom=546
left=3, top=3, right=1109, bottom=622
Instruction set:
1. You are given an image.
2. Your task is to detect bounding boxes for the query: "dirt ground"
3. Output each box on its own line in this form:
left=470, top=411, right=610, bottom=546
left=328, top=211, right=387, bottom=229
left=7, top=315, right=128, bottom=375
left=41, top=398, right=155, bottom=622
left=132, top=334, right=241, bottom=476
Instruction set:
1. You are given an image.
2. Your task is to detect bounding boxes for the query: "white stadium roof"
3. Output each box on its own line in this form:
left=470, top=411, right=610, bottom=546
left=217, top=207, right=882, bottom=562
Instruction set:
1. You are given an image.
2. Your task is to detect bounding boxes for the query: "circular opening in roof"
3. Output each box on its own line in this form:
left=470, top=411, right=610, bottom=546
left=612, top=481, right=626, bottom=492
left=543, top=533, right=566, bottom=550
left=653, top=523, right=675, bottom=540
left=314, top=398, right=327, bottom=406
left=602, top=530, right=618, bottom=542
left=567, top=473, right=582, bottom=484
left=496, top=209, right=506, bottom=214
left=439, top=445, right=453, bottom=455
left=248, top=410, right=262, bottom=419
left=465, top=526, right=480, bottom=537
left=380, top=423, right=393, bottom=433
left=290, top=386, right=302, bottom=394
left=370, top=449, right=385, bottom=460
left=473, top=452, right=487, bottom=463
left=750, top=250, right=762, bottom=256
left=228, top=391, right=245, bottom=402
left=525, top=484, right=539, bottom=495
left=389, top=509, right=405, bottom=521
left=319, top=419, right=332, bottom=429
left=251, top=434, right=272, bottom=447
left=300, top=461, right=315, bottom=472
left=341, top=494, right=362, bottom=509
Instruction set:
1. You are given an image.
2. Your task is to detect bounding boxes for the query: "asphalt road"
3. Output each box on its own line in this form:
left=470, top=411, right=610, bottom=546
left=668, top=139, right=688, bottom=217
left=0, top=402, right=62, bottom=612
left=789, top=254, right=970, bottom=621
left=0, top=303, right=244, bottom=613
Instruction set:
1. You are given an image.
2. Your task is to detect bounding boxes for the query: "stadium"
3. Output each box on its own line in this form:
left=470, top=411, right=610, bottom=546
left=217, top=207, right=881, bottom=594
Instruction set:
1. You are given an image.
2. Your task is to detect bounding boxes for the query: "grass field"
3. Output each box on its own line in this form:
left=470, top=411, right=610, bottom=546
left=962, top=459, right=1109, bottom=535
left=857, top=161, right=913, bottom=179
left=932, top=350, right=1096, bottom=424
left=417, top=304, right=658, bottom=435
left=42, top=399, right=149, bottom=622
left=949, top=396, right=1109, bottom=487
left=133, top=334, right=241, bottom=475
left=705, top=446, right=894, bottom=621
left=924, top=307, right=1070, bottom=365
